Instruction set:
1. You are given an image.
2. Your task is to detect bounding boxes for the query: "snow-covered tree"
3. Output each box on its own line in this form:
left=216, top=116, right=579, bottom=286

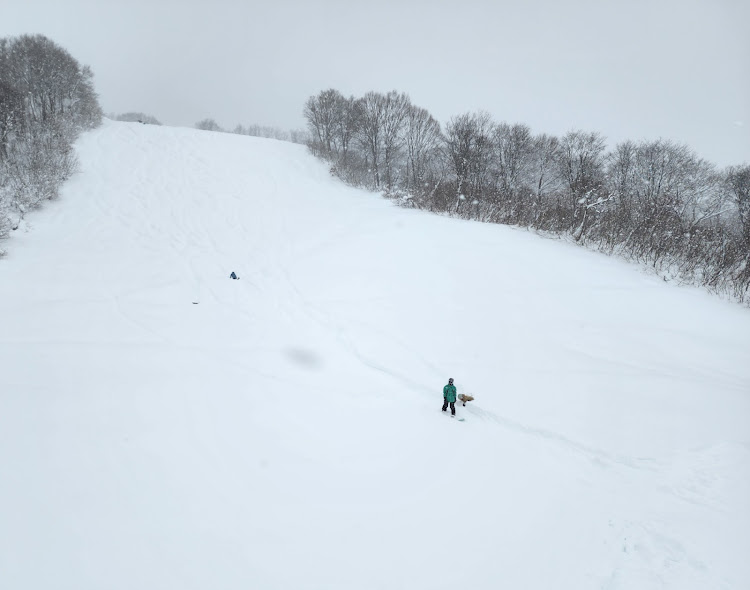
left=0, top=34, right=102, bottom=242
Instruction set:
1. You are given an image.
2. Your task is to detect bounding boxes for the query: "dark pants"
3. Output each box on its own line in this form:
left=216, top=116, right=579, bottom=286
left=442, top=399, right=455, bottom=415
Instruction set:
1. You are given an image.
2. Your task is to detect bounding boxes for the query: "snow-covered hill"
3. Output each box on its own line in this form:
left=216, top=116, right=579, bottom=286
left=1, top=120, right=749, bottom=590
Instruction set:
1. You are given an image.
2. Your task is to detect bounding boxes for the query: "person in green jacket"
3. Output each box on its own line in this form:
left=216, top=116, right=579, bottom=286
left=442, top=378, right=457, bottom=416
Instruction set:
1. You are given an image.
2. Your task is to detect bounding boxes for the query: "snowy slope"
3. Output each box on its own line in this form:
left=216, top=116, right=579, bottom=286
left=1, top=120, right=749, bottom=590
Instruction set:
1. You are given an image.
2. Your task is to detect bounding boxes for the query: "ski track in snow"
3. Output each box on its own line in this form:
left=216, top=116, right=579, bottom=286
left=1, top=120, right=749, bottom=590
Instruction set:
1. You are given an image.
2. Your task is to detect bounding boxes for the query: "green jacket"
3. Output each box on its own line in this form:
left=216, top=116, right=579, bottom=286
left=443, top=384, right=457, bottom=403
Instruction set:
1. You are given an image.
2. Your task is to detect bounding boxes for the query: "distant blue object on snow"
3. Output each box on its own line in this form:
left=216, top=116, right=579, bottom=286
left=230, top=272, right=239, bottom=279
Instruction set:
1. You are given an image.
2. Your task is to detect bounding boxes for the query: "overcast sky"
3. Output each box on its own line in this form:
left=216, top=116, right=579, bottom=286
left=3, top=0, right=749, bottom=166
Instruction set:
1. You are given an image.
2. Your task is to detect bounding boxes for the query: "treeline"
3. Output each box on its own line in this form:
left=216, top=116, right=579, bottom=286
left=195, top=118, right=308, bottom=144
left=304, top=89, right=750, bottom=304
left=113, top=112, right=162, bottom=125
left=0, top=34, right=102, bottom=248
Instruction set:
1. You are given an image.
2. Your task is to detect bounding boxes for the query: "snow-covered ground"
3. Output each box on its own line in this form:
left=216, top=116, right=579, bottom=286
left=1, top=120, right=748, bottom=590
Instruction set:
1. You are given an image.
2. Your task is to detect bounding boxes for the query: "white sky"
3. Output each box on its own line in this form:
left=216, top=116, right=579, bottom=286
left=3, top=0, right=749, bottom=166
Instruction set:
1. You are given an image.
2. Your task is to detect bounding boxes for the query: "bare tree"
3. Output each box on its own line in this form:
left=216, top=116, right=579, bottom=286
left=334, top=95, right=360, bottom=167
left=303, top=89, right=341, bottom=158
left=355, top=91, right=410, bottom=189
left=195, top=118, right=223, bottom=132
left=404, top=104, right=443, bottom=195
left=66, top=65, right=101, bottom=129
left=490, top=123, right=536, bottom=222
left=606, top=139, right=724, bottom=260
left=492, top=123, right=533, bottom=197
left=557, top=130, right=607, bottom=238
left=379, top=91, right=410, bottom=190
left=0, top=80, right=24, bottom=161
left=724, top=164, right=750, bottom=300
left=727, top=164, right=750, bottom=246
left=303, top=89, right=361, bottom=169
left=444, top=111, right=494, bottom=211
left=356, top=91, right=386, bottom=188
left=529, top=133, right=561, bottom=207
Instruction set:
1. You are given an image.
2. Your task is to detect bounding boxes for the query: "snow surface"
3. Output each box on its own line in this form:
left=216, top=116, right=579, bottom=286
left=1, top=120, right=749, bottom=590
